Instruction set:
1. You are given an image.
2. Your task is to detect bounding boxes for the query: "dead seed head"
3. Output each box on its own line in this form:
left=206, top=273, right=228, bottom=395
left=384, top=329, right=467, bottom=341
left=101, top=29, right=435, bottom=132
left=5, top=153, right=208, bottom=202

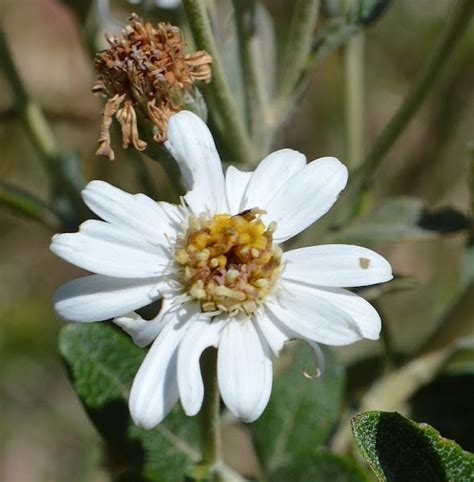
left=93, top=14, right=212, bottom=160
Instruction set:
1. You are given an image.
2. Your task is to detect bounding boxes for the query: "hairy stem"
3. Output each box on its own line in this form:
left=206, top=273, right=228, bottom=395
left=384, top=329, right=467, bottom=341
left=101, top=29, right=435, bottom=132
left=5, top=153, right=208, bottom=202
left=273, top=0, right=320, bottom=122
left=341, top=0, right=365, bottom=168
left=183, top=0, right=254, bottom=165
left=199, top=348, right=222, bottom=475
left=233, top=0, right=270, bottom=159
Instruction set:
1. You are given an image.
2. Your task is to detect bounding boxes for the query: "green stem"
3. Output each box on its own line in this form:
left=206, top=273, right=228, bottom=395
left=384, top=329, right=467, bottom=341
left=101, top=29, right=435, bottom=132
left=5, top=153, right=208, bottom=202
left=341, top=2, right=365, bottom=168
left=183, top=0, right=254, bottom=165
left=349, top=0, right=474, bottom=201
left=273, top=0, right=320, bottom=122
left=232, top=0, right=270, bottom=159
left=0, top=29, right=86, bottom=219
left=199, top=348, right=221, bottom=476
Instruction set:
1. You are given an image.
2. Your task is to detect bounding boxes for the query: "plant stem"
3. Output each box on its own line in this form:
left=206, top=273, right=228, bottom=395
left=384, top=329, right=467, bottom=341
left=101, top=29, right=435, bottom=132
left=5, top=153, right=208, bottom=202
left=273, top=0, right=320, bottom=123
left=183, top=0, right=254, bottom=165
left=199, top=348, right=221, bottom=476
left=0, top=29, right=86, bottom=219
left=350, top=0, right=474, bottom=200
left=232, top=0, right=270, bottom=159
left=341, top=0, right=365, bottom=167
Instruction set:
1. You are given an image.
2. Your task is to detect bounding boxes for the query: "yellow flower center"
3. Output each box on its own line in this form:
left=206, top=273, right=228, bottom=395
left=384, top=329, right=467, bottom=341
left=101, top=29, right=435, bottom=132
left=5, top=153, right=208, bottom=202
left=175, top=209, right=282, bottom=315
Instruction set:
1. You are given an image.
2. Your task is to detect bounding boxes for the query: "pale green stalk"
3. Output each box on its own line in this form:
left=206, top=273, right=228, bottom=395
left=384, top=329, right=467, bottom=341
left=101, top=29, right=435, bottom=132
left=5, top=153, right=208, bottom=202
left=273, top=0, right=320, bottom=122
left=198, top=348, right=222, bottom=480
left=341, top=0, right=365, bottom=167
left=232, top=0, right=271, bottom=158
left=183, top=0, right=254, bottom=165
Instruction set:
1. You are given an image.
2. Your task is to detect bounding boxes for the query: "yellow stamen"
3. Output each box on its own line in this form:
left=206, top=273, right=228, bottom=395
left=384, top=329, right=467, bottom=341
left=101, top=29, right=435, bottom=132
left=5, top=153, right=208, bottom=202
left=174, top=208, right=281, bottom=314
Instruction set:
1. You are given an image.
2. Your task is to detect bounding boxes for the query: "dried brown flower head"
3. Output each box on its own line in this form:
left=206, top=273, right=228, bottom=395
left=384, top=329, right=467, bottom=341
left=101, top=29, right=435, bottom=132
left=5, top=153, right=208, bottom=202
left=92, top=14, right=212, bottom=160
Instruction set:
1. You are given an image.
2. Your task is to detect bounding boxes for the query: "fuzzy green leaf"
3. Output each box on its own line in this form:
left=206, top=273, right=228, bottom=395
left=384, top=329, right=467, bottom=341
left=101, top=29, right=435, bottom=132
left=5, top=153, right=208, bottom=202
left=327, top=197, right=469, bottom=244
left=252, top=343, right=345, bottom=479
left=352, top=411, right=474, bottom=481
left=59, top=322, right=199, bottom=482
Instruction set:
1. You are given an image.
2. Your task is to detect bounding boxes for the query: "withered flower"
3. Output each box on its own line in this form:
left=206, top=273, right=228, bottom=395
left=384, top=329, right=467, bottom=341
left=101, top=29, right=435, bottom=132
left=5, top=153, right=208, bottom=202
left=92, top=14, right=212, bottom=160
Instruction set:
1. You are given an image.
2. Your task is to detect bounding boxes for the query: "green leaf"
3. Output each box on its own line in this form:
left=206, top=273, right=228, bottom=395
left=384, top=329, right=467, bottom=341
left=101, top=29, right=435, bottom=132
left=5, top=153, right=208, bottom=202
left=252, top=343, right=345, bottom=479
left=59, top=323, right=200, bottom=482
left=352, top=411, right=474, bottom=482
left=326, top=197, right=469, bottom=244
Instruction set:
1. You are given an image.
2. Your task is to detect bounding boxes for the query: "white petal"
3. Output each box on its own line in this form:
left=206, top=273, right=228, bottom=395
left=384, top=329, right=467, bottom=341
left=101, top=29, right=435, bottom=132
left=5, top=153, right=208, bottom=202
left=165, top=111, right=226, bottom=214
left=282, top=244, right=393, bottom=288
left=303, top=285, right=382, bottom=340
left=177, top=316, right=227, bottom=416
left=218, top=319, right=273, bottom=422
left=265, top=157, right=348, bottom=242
left=129, top=303, right=199, bottom=429
left=254, top=308, right=292, bottom=357
left=266, top=280, right=363, bottom=345
left=113, top=298, right=175, bottom=347
left=81, top=180, right=182, bottom=244
left=50, top=220, right=169, bottom=278
left=53, top=275, right=162, bottom=322
left=243, top=149, right=307, bottom=210
left=225, top=165, right=252, bottom=214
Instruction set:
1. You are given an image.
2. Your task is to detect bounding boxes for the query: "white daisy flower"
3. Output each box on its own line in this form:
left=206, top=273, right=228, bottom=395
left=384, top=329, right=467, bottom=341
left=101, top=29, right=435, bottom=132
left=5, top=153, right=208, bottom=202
left=51, top=111, right=392, bottom=429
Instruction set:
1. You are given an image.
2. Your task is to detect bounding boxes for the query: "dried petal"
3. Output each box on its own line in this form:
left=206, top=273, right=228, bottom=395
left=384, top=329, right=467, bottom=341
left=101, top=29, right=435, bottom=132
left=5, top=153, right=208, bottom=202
left=96, top=94, right=126, bottom=160
left=92, top=14, right=212, bottom=156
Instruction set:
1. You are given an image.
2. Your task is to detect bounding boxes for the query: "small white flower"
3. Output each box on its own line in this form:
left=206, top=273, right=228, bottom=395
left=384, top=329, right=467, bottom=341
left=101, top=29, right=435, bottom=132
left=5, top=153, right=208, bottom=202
left=51, top=111, right=392, bottom=429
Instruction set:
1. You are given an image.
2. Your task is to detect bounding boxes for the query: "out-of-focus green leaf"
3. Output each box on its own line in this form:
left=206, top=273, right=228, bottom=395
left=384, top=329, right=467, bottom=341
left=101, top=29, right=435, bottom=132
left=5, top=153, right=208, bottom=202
left=302, top=0, right=390, bottom=80
left=349, top=0, right=392, bottom=26
left=59, top=323, right=200, bottom=482
left=326, top=197, right=469, bottom=244
left=270, top=449, right=371, bottom=482
left=252, top=343, right=345, bottom=479
left=409, top=338, right=474, bottom=452
left=352, top=411, right=474, bottom=481
left=356, top=339, right=474, bottom=415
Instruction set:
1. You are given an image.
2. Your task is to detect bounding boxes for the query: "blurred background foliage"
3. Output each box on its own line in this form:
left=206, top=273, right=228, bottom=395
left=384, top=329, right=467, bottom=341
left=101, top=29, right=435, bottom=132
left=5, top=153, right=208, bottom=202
left=0, top=0, right=473, bottom=480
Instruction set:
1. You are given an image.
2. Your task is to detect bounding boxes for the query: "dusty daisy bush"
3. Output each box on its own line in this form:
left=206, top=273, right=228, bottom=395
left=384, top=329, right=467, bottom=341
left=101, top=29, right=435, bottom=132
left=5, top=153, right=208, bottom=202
left=92, top=14, right=212, bottom=160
